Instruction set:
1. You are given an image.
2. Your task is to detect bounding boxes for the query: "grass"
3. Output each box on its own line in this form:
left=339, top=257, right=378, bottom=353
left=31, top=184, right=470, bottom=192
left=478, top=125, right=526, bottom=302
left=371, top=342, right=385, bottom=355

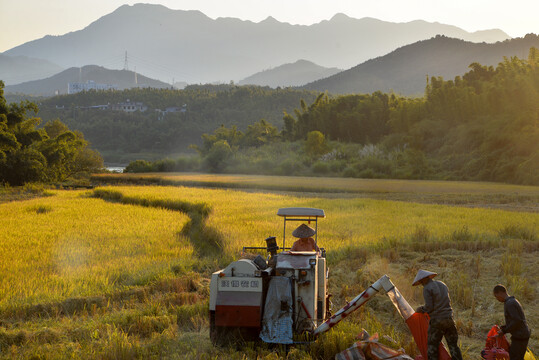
left=0, top=183, right=53, bottom=204
left=498, top=224, right=537, bottom=240
left=91, top=173, right=539, bottom=195
left=0, top=180, right=537, bottom=359
left=92, top=185, right=538, bottom=258
left=92, top=173, right=539, bottom=211
left=0, top=190, right=192, bottom=313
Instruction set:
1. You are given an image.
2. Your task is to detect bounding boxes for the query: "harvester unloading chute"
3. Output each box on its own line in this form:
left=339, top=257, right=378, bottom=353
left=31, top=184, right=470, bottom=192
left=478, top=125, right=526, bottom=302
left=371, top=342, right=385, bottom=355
left=209, top=207, right=449, bottom=359
left=314, top=274, right=450, bottom=360
left=313, top=275, right=400, bottom=335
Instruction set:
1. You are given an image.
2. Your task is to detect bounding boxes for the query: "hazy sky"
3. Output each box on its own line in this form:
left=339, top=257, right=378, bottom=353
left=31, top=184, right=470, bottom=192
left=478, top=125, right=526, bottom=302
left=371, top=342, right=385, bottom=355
left=1, top=0, right=538, bottom=53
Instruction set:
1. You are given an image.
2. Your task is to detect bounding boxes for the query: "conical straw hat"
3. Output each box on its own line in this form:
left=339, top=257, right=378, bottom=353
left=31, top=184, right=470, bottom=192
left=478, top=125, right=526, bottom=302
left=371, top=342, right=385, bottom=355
left=412, top=269, right=437, bottom=286
left=292, top=224, right=316, bottom=238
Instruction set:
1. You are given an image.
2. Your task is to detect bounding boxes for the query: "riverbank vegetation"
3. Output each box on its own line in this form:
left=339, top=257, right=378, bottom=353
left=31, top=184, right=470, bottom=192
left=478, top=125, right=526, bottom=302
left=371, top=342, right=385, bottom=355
left=128, top=49, right=539, bottom=185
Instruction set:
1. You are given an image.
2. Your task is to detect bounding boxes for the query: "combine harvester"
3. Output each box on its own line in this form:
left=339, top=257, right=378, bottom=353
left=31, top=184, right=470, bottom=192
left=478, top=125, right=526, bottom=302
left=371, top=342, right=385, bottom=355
left=209, top=207, right=447, bottom=357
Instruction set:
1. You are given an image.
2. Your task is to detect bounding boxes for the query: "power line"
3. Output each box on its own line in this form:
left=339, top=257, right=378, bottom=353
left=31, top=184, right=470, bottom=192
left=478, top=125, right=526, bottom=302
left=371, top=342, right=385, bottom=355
left=87, top=52, right=199, bottom=83
left=5, top=52, right=201, bottom=86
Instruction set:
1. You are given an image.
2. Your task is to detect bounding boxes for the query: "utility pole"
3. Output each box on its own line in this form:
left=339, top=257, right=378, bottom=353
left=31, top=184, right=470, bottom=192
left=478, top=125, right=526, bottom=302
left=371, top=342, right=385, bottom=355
left=124, top=51, right=128, bottom=71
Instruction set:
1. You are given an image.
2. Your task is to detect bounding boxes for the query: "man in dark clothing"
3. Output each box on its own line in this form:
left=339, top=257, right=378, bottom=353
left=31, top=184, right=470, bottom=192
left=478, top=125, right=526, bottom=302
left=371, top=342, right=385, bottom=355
left=493, top=284, right=531, bottom=360
left=413, top=269, right=463, bottom=360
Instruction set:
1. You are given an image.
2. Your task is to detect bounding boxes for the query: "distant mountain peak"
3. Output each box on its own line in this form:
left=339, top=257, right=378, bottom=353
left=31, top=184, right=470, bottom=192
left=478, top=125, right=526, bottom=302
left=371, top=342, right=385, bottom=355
left=110, top=3, right=208, bottom=20
left=329, top=13, right=352, bottom=22
left=239, top=59, right=341, bottom=88
left=5, top=6, right=512, bottom=85
left=112, top=3, right=168, bottom=14
left=293, top=59, right=314, bottom=65
left=260, top=16, right=279, bottom=23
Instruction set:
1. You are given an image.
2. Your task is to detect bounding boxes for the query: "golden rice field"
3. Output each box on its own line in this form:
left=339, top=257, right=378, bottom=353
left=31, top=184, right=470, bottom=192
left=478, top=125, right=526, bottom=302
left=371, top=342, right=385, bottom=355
left=93, top=172, right=539, bottom=212
left=93, top=173, right=539, bottom=195
left=0, top=179, right=538, bottom=359
left=92, top=185, right=539, bottom=256
left=0, top=191, right=192, bottom=311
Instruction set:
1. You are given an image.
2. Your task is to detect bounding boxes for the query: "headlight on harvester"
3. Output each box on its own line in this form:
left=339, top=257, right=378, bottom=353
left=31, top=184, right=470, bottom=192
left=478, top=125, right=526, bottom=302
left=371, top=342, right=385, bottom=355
left=309, top=258, right=316, bottom=266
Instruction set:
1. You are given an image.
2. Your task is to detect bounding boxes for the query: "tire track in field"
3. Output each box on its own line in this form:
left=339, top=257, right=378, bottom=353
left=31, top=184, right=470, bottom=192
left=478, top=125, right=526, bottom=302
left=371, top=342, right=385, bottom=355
left=91, top=188, right=225, bottom=258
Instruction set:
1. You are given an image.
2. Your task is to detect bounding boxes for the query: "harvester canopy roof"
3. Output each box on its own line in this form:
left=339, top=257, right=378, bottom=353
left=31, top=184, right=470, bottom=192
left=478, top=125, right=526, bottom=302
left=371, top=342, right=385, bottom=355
left=277, top=208, right=325, bottom=218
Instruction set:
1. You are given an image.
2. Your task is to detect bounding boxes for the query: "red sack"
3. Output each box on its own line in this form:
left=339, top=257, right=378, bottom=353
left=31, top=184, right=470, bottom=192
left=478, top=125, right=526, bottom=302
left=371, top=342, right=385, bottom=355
left=481, top=325, right=510, bottom=360
left=485, top=325, right=509, bottom=351
left=405, top=313, right=451, bottom=360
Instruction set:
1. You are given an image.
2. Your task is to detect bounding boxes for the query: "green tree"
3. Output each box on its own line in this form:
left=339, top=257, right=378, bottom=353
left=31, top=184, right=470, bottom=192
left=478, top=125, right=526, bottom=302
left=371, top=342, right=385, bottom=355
left=0, top=81, right=103, bottom=185
left=204, top=140, right=233, bottom=173
left=304, top=131, right=329, bottom=157
left=241, top=119, right=279, bottom=147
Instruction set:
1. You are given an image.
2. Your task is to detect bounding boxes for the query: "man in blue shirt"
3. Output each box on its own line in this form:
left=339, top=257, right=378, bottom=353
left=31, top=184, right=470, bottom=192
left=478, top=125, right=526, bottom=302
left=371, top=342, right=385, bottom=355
left=413, top=269, right=463, bottom=360
left=493, top=284, right=531, bottom=360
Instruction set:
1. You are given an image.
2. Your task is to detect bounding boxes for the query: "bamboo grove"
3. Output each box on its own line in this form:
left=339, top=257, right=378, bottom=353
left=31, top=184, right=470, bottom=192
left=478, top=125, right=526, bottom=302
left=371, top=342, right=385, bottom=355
left=186, top=49, right=539, bottom=185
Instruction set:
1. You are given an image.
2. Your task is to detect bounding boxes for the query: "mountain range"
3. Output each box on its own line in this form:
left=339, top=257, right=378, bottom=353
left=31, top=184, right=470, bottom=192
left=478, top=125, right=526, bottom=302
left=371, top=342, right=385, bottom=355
left=3, top=3, right=510, bottom=85
left=6, top=34, right=539, bottom=97
left=303, top=34, right=539, bottom=95
left=5, top=65, right=170, bottom=96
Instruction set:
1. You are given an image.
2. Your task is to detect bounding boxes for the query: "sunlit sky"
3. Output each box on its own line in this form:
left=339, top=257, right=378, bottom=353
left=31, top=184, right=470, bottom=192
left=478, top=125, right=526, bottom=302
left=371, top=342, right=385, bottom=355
left=1, top=0, right=538, bottom=53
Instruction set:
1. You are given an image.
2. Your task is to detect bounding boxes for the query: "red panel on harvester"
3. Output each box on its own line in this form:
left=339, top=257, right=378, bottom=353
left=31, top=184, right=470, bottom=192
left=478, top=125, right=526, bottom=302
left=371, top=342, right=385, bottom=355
left=215, top=291, right=262, bottom=327
left=215, top=305, right=261, bottom=327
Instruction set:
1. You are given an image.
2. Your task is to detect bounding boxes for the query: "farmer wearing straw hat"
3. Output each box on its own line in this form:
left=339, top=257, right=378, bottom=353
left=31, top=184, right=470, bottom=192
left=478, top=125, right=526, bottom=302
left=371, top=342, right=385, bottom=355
left=290, top=224, right=320, bottom=252
left=413, top=270, right=463, bottom=360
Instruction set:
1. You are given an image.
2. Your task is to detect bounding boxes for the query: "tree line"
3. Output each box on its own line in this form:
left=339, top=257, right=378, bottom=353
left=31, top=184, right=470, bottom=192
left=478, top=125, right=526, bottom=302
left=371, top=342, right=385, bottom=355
left=34, top=86, right=319, bottom=162
left=136, top=49, right=538, bottom=185
left=5, top=48, right=538, bottom=185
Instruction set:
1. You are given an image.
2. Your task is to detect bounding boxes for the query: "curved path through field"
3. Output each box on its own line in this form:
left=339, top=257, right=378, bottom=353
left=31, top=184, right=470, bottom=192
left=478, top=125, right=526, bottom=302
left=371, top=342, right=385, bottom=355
left=92, top=188, right=224, bottom=258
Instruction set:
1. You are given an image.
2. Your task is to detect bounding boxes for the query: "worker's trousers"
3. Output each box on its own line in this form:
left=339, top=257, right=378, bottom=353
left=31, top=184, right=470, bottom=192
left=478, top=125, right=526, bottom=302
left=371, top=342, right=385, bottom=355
left=427, top=317, right=463, bottom=360
left=509, top=337, right=529, bottom=360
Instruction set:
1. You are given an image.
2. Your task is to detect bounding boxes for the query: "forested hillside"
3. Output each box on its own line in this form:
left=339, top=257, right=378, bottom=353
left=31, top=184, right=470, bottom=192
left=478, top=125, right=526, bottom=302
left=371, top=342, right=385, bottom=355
left=5, top=65, right=171, bottom=96
left=304, top=34, right=539, bottom=95
left=35, top=85, right=319, bottom=162
left=154, top=49, right=539, bottom=185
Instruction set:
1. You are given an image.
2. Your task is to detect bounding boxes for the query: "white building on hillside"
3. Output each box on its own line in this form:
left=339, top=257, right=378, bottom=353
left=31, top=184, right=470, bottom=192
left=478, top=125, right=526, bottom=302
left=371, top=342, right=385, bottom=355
left=111, top=99, right=147, bottom=112
left=68, top=80, right=118, bottom=94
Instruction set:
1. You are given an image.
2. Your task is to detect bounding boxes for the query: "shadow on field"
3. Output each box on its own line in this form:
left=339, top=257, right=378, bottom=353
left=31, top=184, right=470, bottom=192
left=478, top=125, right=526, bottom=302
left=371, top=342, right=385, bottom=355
left=1, top=276, right=202, bottom=322
left=91, top=188, right=226, bottom=259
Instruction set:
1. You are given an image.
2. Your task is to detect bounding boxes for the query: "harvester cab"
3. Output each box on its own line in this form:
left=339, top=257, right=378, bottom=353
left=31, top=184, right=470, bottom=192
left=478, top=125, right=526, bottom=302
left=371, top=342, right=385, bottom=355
left=209, top=207, right=329, bottom=344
